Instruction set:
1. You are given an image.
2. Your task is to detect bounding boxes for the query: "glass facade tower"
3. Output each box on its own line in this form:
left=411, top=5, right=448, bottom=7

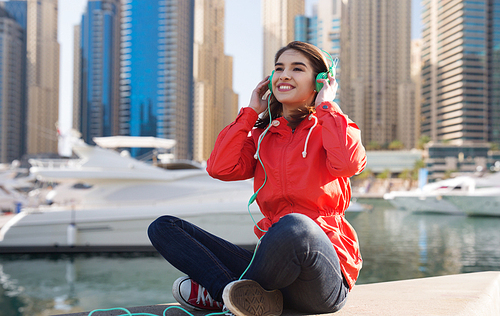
left=421, top=0, right=500, bottom=146
left=294, top=15, right=318, bottom=46
left=489, top=0, right=500, bottom=146
left=0, top=7, right=24, bottom=163
left=119, top=0, right=195, bottom=159
left=1, top=2, right=27, bottom=162
left=78, top=0, right=121, bottom=144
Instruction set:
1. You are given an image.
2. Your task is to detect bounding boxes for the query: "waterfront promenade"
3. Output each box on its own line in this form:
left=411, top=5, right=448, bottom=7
left=60, top=271, right=500, bottom=316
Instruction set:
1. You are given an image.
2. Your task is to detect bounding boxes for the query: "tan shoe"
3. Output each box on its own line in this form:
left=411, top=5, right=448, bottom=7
left=222, top=279, right=283, bottom=316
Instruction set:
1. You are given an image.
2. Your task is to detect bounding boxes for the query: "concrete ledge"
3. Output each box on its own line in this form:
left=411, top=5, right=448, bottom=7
left=336, top=271, right=500, bottom=316
left=59, top=271, right=500, bottom=316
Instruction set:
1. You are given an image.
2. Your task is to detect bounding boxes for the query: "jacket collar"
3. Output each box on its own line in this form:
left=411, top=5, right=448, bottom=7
left=268, top=113, right=317, bottom=135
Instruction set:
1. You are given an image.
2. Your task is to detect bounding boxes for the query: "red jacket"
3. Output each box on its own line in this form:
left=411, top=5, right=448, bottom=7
left=207, top=101, right=367, bottom=289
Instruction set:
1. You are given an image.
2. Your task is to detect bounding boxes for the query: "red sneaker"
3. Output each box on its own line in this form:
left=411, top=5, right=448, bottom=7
left=172, top=276, right=224, bottom=311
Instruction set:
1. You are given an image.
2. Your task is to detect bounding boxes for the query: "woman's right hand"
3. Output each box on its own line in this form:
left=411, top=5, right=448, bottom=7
left=248, top=76, right=271, bottom=115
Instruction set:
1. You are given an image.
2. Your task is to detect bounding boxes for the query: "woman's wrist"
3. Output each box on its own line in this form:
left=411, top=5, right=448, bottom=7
left=248, top=105, right=258, bottom=113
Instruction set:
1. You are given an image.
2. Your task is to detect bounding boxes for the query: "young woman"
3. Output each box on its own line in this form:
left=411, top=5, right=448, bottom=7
left=148, top=41, right=366, bottom=316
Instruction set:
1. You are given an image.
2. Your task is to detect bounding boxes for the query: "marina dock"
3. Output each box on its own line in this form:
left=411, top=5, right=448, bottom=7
left=59, top=271, right=500, bottom=316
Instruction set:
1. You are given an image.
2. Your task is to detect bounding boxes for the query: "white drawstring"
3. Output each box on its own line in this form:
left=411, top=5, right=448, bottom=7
left=302, top=114, right=318, bottom=158
left=254, top=116, right=318, bottom=159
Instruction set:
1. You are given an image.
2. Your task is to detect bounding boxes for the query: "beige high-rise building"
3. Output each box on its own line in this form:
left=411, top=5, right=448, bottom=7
left=73, top=25, right=81, bottom=133
left=25, top=0, right=60, bottom=154
left=316, top=0, right=341, bottom=57
left=411, top=39, right=422, bottom=147
left=421, top=0, right=490, bottom=145
left=193, top=0, right=238, bottom=162
left=340, top=0, right=413, bottom=148
left=262, top=0, right=305, bottom=76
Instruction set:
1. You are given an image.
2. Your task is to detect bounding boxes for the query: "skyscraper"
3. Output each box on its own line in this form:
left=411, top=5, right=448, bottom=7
left=76, top=0, right=121, bottom=144
left=488, top=0, right=500, bottom=146
left=340, top=0, right=413, bottom=148
left=192, top=0, right=238, bottom=162
left=316, top=0, right=341, bottom=56
left=294, top=13, right=318, bottom=46
left=119, top=0, right=195, bottom=159
left=0, top=7, right=24, bottom=163
left=3, top=0, right=59, bottom=155
left=262, top=0, right=305, bottom=76
left=411, top=39, right=423, bottom=147
left=24, top=0, right=59, bottom=154
left=421, top=0, right=499, bottom=146
left=295, top=0, right=342, bottom=104
left=73, top=24, right=81, bottom=133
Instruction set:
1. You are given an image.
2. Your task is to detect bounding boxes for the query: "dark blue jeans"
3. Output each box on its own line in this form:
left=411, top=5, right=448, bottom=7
left=148, top=213, right=349, bottom=313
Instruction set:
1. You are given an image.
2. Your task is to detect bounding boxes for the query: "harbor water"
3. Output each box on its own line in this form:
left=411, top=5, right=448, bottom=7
left=1, top=199, right=500, bottom=316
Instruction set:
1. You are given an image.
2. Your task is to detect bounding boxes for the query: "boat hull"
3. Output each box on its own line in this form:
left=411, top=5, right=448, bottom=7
left=0, top=202, right=264, bottom=253
left=384, top=193, right=463, bottom=215
left=0, top=201, right=366, bottom=253
left=443, top=189, right=500, bottom=217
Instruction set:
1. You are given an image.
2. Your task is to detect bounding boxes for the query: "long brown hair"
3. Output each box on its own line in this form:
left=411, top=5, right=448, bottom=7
left=255, top=41, right=330, bottom=129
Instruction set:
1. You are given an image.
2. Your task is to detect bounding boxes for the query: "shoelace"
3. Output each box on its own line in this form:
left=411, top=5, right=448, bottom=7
left=223, top=305, right=235, bottom=316
left=196, top=283, right=221, bottom=308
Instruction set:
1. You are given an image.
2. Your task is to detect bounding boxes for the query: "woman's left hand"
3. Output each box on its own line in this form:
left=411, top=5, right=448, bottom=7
left=315, top=72, right=338, bottom=107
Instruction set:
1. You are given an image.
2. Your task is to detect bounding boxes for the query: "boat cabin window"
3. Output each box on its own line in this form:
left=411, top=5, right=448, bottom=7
left=72, top=183, right=93, bottom=189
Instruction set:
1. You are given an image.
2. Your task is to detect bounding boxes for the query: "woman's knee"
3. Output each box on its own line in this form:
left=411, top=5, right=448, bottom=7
left=147, top=215, right=179, bottom=241
left=275, top=213, right=324, bottom=241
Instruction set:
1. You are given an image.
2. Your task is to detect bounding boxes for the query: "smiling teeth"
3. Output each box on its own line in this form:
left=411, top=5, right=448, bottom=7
left=280, top=86, right=293, bottom=90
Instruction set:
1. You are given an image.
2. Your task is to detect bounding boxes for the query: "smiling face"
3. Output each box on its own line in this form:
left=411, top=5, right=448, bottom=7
left=271, top=49, right=317, bottom=115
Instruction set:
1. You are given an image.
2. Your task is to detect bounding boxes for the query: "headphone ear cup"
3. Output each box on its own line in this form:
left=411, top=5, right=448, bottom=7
left=315, top=66, right=336, bottom=92
left=315, top=72, right=328, bottom=92
left=268, top=70, right=275, bottom=92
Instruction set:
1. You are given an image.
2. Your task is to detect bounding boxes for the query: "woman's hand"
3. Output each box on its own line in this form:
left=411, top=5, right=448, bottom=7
left=249, top=76, right=271, bottom=115
left=315, top=72, right=338, bottom=107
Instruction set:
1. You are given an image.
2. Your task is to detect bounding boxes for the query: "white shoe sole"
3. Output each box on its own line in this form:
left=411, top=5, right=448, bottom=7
left=222, top=280, right=283, bottom=316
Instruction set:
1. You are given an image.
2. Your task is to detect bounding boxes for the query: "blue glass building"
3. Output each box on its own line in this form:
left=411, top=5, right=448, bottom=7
left=78, top=0, right=121, bottom=144
left=2, top=1, right=27, bottom=160
left=294, top=4, right=340, bottom=105
left=294, top=15, right=318, bottom=46
left=119, top=0, right=195, bottom=159
left=0, top=6, right=25, bottom=162
left=489, top=0, right=500, bottom=145
left=4, top=1, right=27, bottom=29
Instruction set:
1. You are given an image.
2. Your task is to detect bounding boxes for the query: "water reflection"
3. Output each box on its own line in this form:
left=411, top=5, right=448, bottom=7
left=353, top=200, right=500, bottom=284
left=0, top=254, right=184, bottom=315
left=0, top=201, right=499, bottom=315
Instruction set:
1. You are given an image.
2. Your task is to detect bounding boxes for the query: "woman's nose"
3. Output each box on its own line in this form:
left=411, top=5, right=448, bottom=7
left=279, top=70, right=291, bottom=80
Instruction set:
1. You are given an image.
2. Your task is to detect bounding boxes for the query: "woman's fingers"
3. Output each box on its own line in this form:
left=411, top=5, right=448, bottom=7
left=249, top=76, right=272, bottom=114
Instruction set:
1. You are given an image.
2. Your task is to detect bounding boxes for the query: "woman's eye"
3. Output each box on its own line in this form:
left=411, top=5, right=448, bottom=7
left=294, top=68, right=304, bottom=72
left=275, top=67, right=283, bottom=72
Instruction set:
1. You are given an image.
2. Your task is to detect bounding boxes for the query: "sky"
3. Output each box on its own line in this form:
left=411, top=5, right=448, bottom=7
left=57, top=0, right=422, bottom=145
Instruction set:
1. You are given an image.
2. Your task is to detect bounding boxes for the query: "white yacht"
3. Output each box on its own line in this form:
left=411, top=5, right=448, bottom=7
left=384, top=173, right=500, bottom=216
left=0, top=162, right=34, bottom=213
left=383, top=176, right=476, bottom=215
left=0, top=138, right=264, bottom=252
left=442, top=173, right=500, bottom=217
left=0, top=137, right=367, bottom=253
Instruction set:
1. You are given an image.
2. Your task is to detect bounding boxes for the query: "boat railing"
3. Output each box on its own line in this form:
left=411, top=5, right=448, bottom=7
left=28, top=159, right=83, bottom=169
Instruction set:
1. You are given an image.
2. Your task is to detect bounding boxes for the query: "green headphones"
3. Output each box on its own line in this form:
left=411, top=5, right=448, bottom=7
left=268, top=50, right=338, bottom=93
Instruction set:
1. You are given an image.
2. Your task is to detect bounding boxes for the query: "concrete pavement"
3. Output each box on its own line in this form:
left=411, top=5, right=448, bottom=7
left=58, top=271, right=500, bottom=316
